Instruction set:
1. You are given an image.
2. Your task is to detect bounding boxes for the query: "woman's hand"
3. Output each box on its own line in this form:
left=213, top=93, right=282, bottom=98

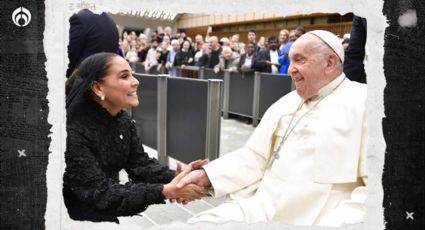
left=169, top=160, right=209, bottom=204
left=163, top=162, right=207, bottom=202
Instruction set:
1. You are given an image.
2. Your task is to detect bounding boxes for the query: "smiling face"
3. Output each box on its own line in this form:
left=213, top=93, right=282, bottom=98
left=182, top=40, right=190, bottom=51
left=288, top=34, right=333, bottom=100
left=93, top=56, right=139, bottom=115
left=268, top=39, right=278, bottom=51
left=246, top=43, right=255, bottom=55
left=279, top=30, right=288, bottom=44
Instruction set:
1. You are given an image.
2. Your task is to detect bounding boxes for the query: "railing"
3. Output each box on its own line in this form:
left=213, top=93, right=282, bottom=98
left=133, top=65, right=294, bottom=127
left=178, top=67, right=293, bottom=126
left=132, top=73, right=222, bottom=165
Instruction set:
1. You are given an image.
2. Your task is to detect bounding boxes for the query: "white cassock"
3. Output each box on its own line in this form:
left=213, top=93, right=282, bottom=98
left=188, top=74, right=368, bottom=226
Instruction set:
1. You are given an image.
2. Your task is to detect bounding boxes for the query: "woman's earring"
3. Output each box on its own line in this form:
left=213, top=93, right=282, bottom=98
left=100, top=95, right=105, bottom=101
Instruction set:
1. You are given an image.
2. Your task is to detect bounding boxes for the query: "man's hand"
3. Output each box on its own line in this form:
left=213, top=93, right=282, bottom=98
left=163, top=163, right=207, bottom=202
left=191, top=159, right=209, bottom=169
left=176, top=169, right=211, bottom=189
left=169, top=159, right=209, bottom=204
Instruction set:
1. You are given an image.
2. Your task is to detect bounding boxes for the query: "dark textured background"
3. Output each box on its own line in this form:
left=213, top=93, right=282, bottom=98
left=0, top=1, right=50, bottom=230
left=382, top=0, right=425, bottom=229
left=0, top=0, right=424, bottom=229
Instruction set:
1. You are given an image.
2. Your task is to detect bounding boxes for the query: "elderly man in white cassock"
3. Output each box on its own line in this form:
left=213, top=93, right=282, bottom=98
left=178, top=30, right=368, bottom=226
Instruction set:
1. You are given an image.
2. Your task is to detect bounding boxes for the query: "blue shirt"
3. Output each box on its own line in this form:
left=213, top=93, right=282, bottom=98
left=278, top=41, right=293, bottom=74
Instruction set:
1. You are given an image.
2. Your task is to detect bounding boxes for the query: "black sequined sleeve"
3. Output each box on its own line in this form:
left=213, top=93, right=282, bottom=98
left=125, top=121, right=175, bottom=184
left=64, top=127, right=166, bottom=216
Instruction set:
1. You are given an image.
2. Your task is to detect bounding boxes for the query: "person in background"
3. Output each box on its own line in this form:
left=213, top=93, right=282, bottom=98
left=252, top=36, right=280, bottom=73
left=164, top=26, right=173, bottom=38
left=166, top=39, right=180, bottom=76
left=177, top=29, right=187, bottom=45
left=64, top=52, right=207, bottom=223
left=278, top=29, right=290, bottom=51
left=195, top=34, right=204, bottom=46
left=247, top=29, right=260, bottom=53
left=174, top=40, right=194, bottom=68
left=201, top=36, right=222, bottom=69
left=162, top=34, right=172, bottom=51
left=205, top=26, right=213, bottom=43
left=144, top=38, right=159, bottom=73
left=231, top=34, right=240, bottom=44
left=278, top=29, right=298, bottom=75
left=156, top=26, right=165, bottom=43
left=66, top=9, right=119, bottom=78
left=125, top=44, right=139, bottom=63
left=194, top=42, right=206, bottom=66
left=214, top=46, right=240, bottom=73
left=343, top=15, right=367, bottom=84
left=156, top=41, right=170, bottom=73
left=220, top=37, right=231, bottom=47
left=197, top=43, right=211, bottom=67
left=294, top=26, right=306, bottom=39
left=238, top=42, right=256, bottom=72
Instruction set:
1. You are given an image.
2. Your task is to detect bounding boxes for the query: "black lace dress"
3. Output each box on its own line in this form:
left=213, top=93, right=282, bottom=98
left=63, top=99, right=175, bottom=223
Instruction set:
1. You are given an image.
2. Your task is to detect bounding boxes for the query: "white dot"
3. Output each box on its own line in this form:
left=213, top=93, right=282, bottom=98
left=119, top=134, right=123, bottom=140
left=398, top=9, right=417, bottom=27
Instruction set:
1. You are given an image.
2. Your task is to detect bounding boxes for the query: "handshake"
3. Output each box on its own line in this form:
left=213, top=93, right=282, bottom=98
left=162, top=159, right=211, bottom=204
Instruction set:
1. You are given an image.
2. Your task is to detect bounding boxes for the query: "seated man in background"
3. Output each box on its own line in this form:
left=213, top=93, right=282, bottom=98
left=178, top=30, right=368, bottom=226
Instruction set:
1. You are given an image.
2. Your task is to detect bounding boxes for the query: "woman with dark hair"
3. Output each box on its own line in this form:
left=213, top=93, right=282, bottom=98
left=174, top=40, right=194, bottom=68
left=64, top=52, right=206, bottom=223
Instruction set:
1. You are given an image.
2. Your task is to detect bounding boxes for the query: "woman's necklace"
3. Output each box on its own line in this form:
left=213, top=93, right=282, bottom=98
left=267, top=77, right=346, bottom=170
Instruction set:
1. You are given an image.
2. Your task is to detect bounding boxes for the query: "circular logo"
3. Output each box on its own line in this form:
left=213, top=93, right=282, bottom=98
left=12, top=7, right=31, bottom=27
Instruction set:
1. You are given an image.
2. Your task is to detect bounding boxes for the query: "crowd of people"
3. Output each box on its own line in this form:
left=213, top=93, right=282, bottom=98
left=118, top=25, right=351, bottom=76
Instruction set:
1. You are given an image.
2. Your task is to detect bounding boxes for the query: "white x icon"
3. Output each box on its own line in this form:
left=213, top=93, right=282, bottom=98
left=18, top=149, right=26, bottom=157
left=406, top=211, right=414, bottom=220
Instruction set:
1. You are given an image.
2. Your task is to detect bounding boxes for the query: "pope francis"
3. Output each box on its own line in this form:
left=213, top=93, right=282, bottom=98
left=178, top=30, right=368, bottom=227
